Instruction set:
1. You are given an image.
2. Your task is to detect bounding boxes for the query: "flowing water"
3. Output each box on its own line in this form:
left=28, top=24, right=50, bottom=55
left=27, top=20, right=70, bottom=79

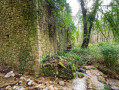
left=72, top=66, right=119, bottom=90
left=72, top=72, right=87, bottom=90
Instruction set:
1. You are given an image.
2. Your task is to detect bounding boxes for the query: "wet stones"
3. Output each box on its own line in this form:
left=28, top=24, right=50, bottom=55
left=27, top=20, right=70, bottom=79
left=5, top=86, right=12, bottom=90
left=77, top=67, right=86, bottom=74
left=97, top=75, right=106, bottom=84
left=4, top=71, right=15, bottom=78
left=59, top=81, right=65, bottom=86
left=27, top=79, right=34, bottom=86
left=13, top=86, right=25, bottom=90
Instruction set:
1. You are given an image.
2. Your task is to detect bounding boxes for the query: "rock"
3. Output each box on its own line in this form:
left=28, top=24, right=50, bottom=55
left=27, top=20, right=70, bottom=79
left=107, top=82, right=115, bottom=86
left=96, top=73, right=100, bottom=76
left=49, top=85, right=54, bottom=90
left=111, top=86, right=119, bottom=90
left=13, top=86, right=25, bottom=90
left=36, top=84, right=41, bottom=88
left=87, top=83, right=93, bottom=89
left=13, top=86, right=19, bottom=90
left=43, top=87, right=49, bottom=90
left=97, top=75, right=106, bottom=84
left=20, top=76, right=27, bottom=81
left=115, top=82, right=119, bottom=87
left=63, top=88, right=67, bottom=90
left=36, top=84, right=45, bottom=89
left=16, top=81, right=23, bottom=86
left=27, top=78, right=31, bottom=82
left=77, top=68, right=86, bottom=74
left=4, top=71, right=15, bottom=78
left=6, top=86, right=12, bottom=90
left=27, top=80, right=34, bottom=86
left=54, top=87, right=58, bottom=90
left=19, top=81, right=22, bottom=84
left=19, top=87, right=25, bottom=90
left=59, top=81, right=65, bottom=86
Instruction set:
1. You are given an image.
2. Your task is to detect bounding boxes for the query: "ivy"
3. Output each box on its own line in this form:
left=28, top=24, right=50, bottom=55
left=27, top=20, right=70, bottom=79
left=46, top=0, right=76, bottom=41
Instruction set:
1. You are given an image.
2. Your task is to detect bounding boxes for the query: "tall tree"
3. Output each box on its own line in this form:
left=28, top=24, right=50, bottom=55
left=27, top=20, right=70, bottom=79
left=79, top=0, right=100, bottom=48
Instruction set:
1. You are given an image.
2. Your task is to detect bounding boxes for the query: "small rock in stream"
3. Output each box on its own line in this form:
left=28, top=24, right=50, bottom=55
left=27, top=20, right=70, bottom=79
left=97, top=75, right=106, bottom=84
left=49, top=85, right=54, bottom=90
left=13, top=86, right=25, bottom=90
left=43, top=87, right=49, bottom=90
left=13, top=86, right=19, bottom=90
left=59, top=81, right=65, bottom=86
left=5, top=86, right=12, bottom=90
left=27, top=79, right=34, bottom=86
left=115, top=82, right=119, bottom=87
left=111, top=86, right=119, bottom=90
left=4, top=71, right=15, bottom=78
left=77, top=68, right=86, bottom=74
left=19, top=87, right=25, bottom=90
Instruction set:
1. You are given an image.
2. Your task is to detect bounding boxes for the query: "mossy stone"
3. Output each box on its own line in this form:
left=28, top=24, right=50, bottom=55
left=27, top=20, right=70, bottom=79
left=78, top=72, right=84, bottom=78
left=73, top=73, right=76, bottom=78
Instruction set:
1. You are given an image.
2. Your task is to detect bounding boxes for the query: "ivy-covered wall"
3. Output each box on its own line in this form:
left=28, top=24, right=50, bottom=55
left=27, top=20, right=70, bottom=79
left=0, top=0, right=69, bottom=72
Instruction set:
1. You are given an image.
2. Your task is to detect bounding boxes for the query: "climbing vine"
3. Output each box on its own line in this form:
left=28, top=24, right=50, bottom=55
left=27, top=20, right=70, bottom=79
left=47, top=0, right=77, bottom=41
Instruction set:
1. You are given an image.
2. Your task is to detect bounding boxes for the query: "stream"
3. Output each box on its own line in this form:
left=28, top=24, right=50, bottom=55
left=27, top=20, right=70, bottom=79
left=72, top=66, right=119, bottom=90
left=0, top=65, right=119, bottom=90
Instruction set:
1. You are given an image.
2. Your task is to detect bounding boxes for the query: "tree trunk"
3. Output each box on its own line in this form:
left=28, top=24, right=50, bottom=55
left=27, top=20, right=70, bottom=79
left=79, top=0, right=99, bottom=48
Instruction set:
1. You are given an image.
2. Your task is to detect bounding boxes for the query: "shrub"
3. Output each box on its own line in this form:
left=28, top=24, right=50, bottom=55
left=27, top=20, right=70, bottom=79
left=98, top=42, right=110, bottom=47
left=72, top=47, right=89, bottom=54
left=65, top=52, right=84, bottom=66
left=78, top=72, right=84, bottom=78
left=101, top=46, right=119, bottom=67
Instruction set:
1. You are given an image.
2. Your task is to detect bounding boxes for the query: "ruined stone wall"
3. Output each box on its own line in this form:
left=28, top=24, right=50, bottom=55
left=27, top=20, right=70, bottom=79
left=0, top=0, right=69, bottom=71
left=37, top=1, right=68, bottom=60
left=0, top=0, right=38, bottom=71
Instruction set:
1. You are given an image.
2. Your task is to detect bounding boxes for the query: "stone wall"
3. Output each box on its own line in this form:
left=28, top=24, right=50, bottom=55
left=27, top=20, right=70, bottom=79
left=0, top=0, right=69, bottom=72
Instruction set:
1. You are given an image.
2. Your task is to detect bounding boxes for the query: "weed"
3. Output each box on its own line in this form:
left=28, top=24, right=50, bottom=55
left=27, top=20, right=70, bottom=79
left=101, top=46, right=119, bottom=67
left=104, top=85, right=111, bottom=90
left=91, top=67, right=96, bottom=70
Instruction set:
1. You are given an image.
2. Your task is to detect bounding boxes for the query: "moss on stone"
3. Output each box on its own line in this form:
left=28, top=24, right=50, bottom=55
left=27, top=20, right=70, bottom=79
left=78, top=72, right=84, bottom=78
left=40, top=63, right=73, bottom=79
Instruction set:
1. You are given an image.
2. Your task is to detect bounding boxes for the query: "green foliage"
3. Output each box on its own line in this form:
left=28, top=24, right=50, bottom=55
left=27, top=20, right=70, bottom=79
left=98, top=42, right=110, bottom=47
left=78, top=72, right=84, bottom=78
left=94, top=0, right=119, bottom=42
left=104, top=85, right=111, bottom=90
left=8, top=66, right=12, bottom=69
left=65, top=52, right=84, bottom=66
left=91, top=67, right=96, bottom=70
left=73, top=72, right=76, bottom=77
left=47, top=0, right=76, bottom=42
left=101, top=46, right=119, bottom=67
left=58, top=62, right=66, bottom=69
left=71, top=46, right=102, bottom=62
